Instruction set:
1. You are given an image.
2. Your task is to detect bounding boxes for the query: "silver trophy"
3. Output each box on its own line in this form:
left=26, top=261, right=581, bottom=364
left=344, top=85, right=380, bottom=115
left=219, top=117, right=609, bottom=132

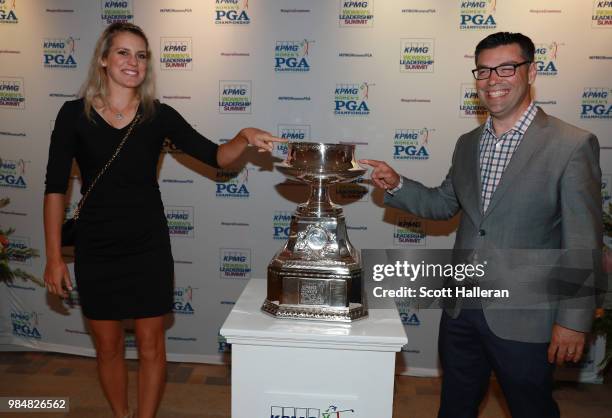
left=262, top=142, right=368, bottom=322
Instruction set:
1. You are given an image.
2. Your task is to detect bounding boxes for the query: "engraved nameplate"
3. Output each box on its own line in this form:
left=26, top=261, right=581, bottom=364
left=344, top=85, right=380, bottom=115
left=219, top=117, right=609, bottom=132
left=299, top=279, right=328, bottom=305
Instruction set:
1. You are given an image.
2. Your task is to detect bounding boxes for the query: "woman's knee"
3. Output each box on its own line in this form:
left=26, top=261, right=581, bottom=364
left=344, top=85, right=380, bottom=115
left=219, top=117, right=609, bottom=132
left=135, top=328, right=165, bottom=361
left=95, top=336, right=124, bottom=362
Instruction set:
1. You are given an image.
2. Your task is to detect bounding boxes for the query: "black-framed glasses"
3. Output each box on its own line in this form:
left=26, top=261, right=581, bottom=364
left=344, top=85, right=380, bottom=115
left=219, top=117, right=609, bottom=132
left=471, top=61, right=531, bottom=80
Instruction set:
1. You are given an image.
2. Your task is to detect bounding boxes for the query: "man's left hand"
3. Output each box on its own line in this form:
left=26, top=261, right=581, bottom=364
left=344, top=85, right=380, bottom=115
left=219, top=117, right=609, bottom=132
left=547, top=324, right=586, bottom=365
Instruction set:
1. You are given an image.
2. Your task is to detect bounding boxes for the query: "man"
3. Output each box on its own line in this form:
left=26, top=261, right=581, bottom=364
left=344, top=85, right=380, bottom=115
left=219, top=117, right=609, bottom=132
left=361, top=32, right=602, bottom=418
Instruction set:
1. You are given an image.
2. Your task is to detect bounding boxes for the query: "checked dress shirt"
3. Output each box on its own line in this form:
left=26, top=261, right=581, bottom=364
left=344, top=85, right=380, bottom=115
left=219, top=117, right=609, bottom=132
left=479, top=102, right=537, bottom=212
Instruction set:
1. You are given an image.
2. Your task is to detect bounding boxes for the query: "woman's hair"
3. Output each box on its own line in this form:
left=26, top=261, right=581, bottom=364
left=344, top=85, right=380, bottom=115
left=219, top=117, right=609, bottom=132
left=80, top=22, right=155, bottom=121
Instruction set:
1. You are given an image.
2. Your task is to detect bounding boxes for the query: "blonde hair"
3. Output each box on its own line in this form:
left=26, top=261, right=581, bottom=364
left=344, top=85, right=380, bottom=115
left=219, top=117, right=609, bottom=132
left=80, top=22, right=156, bottom=121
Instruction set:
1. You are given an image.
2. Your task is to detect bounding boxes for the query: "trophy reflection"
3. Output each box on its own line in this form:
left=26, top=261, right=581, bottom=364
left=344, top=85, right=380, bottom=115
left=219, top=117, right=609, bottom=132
left=262, top=142, right=368, bottom=322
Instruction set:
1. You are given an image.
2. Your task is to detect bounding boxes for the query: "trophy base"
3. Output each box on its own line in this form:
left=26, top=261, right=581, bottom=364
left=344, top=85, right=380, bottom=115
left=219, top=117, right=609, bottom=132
left=261, top=299, right=367, bottom=322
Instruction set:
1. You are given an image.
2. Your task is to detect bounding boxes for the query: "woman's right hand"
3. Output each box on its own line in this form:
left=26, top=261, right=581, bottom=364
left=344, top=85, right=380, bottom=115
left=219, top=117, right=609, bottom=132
left=44, top=259, right=72, bottom=298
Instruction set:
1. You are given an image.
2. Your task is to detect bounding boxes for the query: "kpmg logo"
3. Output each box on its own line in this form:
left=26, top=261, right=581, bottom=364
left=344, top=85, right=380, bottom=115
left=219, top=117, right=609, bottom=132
left=215, top=0, right=250, bottom=25
left=100, top=0, right=133, bottom=25
left=0, top=77, right=25, bottom=109
left=219, top=80, right=252, bottom=113
left=334, top=82, right=371, bottom=116
left=215, top=168, right=250, bottom=198
left=273, top=211, right=293, bottom=240
left=271, top=405, right=355, bottom=418
left=43, top=37, right=77, bottom=69
left=592, top=1, right=612, bottom=27
left=7, top=236, right=31, bottom=264
left=460, top=0, right=497, bottom=30
left=275, top=40, right=312, bottom=72
left=160, top=37, right=193, bottom=70
left=0, top=158, right=27, bottom=189
left=459, top=83, right=486, bottom=118
left=580, top=87, right=612, bottom=119
left=276, top=124, right=311, bottom=157
left=173, top=286, right=195, bottom=315
left=165, top=206, right=195, bottom=237
left=0, top=0, right=18, bottom=23
left=339, top=0, right=374, bottom=27
left=400, top=39, right=435, bottom=73
left=535, top=42, right=560, bottom=76
left=393, top=128, right=431, bottom=161
left=394, top=216, right=426, bottom=246
left=11, top=310, right=41, bottom=339
left=220, top=248, right=251, bottom=279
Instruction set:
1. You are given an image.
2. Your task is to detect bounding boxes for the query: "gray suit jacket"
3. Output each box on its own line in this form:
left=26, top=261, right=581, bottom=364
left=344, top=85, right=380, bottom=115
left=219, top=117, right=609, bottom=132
left=385, top=108, right=602, bottom=343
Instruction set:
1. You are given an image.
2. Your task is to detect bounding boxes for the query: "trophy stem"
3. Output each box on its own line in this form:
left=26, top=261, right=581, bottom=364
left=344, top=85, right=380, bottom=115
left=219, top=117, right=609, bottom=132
left=304, top=180, right=335, bottom=216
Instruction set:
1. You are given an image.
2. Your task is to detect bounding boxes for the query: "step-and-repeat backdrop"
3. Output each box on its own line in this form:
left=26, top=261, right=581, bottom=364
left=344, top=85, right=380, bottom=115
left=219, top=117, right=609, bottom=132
left=1, top=0, right=610, bottom=382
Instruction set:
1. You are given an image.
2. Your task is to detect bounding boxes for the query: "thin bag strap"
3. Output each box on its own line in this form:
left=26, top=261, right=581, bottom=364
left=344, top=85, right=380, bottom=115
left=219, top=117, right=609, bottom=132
left=72, top=114, right=140, bottom=220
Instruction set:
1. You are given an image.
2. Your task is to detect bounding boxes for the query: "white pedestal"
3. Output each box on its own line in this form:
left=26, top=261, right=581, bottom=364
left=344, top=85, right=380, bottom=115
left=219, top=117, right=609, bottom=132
left=221, top=279, right=407, bottom=418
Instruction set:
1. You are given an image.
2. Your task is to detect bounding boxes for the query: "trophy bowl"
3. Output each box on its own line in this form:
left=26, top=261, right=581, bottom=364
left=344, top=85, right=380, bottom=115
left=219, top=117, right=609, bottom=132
left=263, top=142, right=368, bottom=322
left=276, top=142, right=366, bottom=184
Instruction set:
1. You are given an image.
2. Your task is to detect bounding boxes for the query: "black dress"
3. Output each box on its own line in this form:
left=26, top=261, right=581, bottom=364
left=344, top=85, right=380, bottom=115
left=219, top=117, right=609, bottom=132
left=45, top=99, right=218, bottom=320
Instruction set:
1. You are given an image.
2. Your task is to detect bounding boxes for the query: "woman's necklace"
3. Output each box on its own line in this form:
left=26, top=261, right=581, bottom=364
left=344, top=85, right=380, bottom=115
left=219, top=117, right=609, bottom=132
left=106, top=100, right=135, bottom=120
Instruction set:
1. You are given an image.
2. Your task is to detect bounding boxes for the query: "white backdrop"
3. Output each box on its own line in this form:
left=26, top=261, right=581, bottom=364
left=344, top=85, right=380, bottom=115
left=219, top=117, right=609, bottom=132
left=1, top=0, right=611, bottom=381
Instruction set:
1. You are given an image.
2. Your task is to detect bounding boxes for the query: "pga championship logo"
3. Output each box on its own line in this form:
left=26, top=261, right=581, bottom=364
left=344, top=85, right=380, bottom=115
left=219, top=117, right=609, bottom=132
left=334, top=82, right=371, bottom=116
left=580, top=87, right=612, bottom=119
left=459, top=84, right=486, bottom=118
left=219, top=80, right=252, bottom=114
left=0, top=158, right=27, bottom=189
left=394, top=216, right=427, bottom=246
left=215, top=0, right=250, bottom=25
left=535, top=42, right=560, bottom=76
left=276, top=124, right=311, bottom=157
left=0, top=0, right=18, bottom=24
left=460, top=0, right=497, bottom=30
left=393, top=129, right=432, bottom=161
left=274, top=40, right=312, bottom=72
left=396, top=301, right=422, bottom=326
left=0, top=77, right=25, bottom=109
left=400, top=39, right=434, bottom=73
left=173, top=286, right=195, bottom=315
left=43, top=37, right=78, bottom=69
left=165, top=206, right=195, bottom=238
left=100, top=0, right=133, bottom=25
left=339, top=0, right=374, bottom=27
left=160, top=38, right=193, bottom=70
left=273, top=211, right=293, bottom=240
left=219, top=248, right=251, bottom=279
left=11, top=311, right=42, bottom=339
left=592, top=1, right=612, bottom=27
left=215, top=168, right=250, bottom=198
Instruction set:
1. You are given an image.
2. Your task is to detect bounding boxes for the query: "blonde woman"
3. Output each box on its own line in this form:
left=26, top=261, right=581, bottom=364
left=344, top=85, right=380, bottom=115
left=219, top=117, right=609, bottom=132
left=43, top=23, right=280, bottom=418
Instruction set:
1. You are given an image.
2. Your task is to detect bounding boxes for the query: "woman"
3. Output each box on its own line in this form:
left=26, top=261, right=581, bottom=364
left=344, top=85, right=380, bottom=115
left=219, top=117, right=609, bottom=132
left=43, top=23, right=280, bottom=418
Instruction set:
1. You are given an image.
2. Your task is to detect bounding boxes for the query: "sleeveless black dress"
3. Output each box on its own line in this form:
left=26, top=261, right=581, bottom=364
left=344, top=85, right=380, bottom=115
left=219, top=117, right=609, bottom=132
left=45, top=99, right=218, bottom=320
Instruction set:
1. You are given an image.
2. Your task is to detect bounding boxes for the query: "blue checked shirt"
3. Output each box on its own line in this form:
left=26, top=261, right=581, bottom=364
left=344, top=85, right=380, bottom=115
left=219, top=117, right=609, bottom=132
left=479, top=103, right=537, bottom=212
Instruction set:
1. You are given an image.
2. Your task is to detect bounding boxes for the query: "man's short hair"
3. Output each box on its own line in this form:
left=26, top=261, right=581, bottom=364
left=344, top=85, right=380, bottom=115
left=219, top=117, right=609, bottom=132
left=474, top=32, right=535, bottom=64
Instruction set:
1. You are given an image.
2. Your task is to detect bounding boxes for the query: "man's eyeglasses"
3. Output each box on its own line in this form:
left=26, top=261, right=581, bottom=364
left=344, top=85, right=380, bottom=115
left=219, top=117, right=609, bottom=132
left=471, top=61, right=531, bottom=80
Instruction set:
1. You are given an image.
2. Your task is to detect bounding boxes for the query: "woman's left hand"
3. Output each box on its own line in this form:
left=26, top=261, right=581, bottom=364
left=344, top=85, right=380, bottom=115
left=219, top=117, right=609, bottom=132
left=239, top=128, right=286, bottom=152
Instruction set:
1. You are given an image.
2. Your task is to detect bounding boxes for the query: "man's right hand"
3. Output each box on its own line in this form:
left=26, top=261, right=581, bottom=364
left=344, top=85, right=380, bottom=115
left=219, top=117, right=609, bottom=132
left=359, top=159, right=401, bottom=191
